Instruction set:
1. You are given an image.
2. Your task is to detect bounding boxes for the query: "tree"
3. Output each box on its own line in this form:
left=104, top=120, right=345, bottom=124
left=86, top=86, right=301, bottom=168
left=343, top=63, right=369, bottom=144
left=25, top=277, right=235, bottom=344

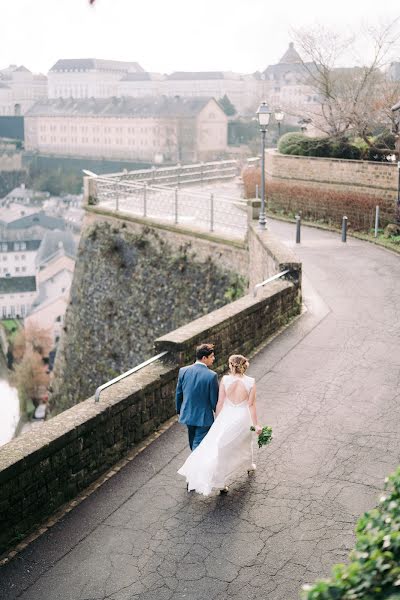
left=11, top=350, right=50, bottom=411
left=291, top=20, right=400, bottom=153
left=24, top=323, right=52, bottom=357
left=218, top=95, right=237, bottom=116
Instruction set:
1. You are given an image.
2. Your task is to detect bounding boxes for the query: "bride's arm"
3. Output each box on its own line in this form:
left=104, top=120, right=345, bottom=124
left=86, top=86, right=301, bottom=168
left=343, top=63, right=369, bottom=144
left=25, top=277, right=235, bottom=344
left=248, top=384, right=262, bottom=433
left=215, top=379, right=226, bottom=416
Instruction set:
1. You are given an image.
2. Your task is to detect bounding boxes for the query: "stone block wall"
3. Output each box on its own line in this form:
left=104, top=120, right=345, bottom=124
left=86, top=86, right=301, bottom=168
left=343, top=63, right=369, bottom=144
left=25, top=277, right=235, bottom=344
left=265, top=150, right=398, bottom=200
left=263, top=150, right=398, bottom=228
left=248, top=223, right=302, bottom=290
left=0, top=360, right=179, bottom=555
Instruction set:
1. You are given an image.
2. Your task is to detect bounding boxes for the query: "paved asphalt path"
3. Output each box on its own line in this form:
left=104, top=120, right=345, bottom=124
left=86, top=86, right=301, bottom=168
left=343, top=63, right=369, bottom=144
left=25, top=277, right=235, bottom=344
left=1, top=220, right=400, bottom=600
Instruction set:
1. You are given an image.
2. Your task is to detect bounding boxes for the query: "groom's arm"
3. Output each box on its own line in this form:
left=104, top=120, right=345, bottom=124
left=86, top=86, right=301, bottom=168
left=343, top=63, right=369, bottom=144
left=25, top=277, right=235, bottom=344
left=175, top=368, right=184, bottom=414
left=210, top=372, right=219, bottom=411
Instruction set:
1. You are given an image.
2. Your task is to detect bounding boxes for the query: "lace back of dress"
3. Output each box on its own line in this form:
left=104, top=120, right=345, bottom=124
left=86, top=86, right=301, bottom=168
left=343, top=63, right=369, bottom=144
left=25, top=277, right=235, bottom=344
left=225, top=375, right=251, bottom=405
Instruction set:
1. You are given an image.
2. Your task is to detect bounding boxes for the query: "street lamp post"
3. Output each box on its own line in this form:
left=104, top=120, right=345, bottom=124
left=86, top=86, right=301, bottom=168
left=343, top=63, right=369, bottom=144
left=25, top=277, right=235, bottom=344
left=274, top=108, right=284, bottom=139
left=256, top=101, right=272, bottom=230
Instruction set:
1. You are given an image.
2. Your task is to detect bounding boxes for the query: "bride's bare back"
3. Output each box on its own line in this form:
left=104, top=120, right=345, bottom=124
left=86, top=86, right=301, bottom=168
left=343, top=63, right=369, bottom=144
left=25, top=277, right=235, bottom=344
left=224, top=377, right=249, bottom=405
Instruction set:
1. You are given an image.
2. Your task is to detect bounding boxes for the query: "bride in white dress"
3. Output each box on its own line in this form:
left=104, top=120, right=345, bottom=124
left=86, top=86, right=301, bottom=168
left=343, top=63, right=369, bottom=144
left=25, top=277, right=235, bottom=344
left=178, top=354, right=262, bottom=496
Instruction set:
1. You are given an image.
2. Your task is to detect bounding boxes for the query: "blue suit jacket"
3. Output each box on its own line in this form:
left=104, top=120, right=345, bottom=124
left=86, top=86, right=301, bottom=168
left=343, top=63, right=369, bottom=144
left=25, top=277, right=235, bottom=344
left=176, top=363, right=219, bottom=427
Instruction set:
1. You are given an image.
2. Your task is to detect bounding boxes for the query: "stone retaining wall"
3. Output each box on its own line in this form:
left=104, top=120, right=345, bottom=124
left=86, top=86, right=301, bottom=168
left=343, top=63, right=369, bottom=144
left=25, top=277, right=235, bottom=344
left=262, top=150, right=398, bottom=229
left=265, top=150, right=398, bottom=200
left=0, top=223, right=301, bottom=556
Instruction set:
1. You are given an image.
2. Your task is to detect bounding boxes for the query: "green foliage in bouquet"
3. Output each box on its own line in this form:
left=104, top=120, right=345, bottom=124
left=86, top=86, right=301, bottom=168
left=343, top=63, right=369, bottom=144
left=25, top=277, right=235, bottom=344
left=250, top=425, right=273, bottom=448
left=302, top=466, right=400, bottom=600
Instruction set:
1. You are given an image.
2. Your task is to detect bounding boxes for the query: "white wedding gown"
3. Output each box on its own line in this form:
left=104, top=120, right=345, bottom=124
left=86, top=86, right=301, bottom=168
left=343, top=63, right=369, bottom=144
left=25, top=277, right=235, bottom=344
left=178, top=374, right=256, bottom=496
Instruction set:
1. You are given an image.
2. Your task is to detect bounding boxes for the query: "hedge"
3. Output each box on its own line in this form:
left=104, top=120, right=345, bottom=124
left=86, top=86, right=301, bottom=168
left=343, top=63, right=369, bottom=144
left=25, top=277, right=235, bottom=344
left=278, top=133, right=362, bottom=160
left=302, top=466, right=400, bottom=600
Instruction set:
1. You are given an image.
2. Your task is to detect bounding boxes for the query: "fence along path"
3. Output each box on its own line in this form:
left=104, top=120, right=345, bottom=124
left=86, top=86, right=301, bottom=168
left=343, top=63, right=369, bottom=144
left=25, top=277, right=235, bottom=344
left=88, top=160, right=248, bottom=240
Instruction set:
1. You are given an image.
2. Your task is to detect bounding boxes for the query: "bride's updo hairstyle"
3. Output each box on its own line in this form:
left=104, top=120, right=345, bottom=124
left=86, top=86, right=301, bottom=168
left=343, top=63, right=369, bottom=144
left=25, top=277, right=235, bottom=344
left=228, top=354, right=249, bottom=375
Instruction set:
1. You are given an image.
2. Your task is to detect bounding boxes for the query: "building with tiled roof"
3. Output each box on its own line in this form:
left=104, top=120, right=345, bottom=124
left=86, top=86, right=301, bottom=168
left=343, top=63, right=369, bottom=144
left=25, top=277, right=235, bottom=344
left=25, top=96, right=228, bottom=163
left=260, top=43, right=320, bottom=125
left=0, top=276, right=37, bottom=318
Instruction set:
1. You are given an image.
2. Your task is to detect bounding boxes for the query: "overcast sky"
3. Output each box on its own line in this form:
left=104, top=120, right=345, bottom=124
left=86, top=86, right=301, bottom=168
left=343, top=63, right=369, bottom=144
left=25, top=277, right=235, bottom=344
left=1, top=0, right=400, bottom=74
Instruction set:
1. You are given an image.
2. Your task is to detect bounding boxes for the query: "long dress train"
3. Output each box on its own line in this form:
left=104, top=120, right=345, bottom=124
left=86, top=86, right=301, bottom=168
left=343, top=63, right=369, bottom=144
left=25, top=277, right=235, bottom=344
left=178, top=374, right=255, bottom=496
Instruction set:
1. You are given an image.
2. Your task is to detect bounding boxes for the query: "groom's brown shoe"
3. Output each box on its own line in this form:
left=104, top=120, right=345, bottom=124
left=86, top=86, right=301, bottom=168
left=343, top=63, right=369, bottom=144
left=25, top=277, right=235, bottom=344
left=219, top=486, right=229, bottom=494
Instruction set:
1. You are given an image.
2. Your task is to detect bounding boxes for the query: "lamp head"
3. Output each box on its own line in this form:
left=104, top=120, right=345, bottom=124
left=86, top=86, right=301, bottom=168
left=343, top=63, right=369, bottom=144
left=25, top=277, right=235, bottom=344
left=256, top=101, right=271, bottom=128
left=274, top=109, right=284, bottom=123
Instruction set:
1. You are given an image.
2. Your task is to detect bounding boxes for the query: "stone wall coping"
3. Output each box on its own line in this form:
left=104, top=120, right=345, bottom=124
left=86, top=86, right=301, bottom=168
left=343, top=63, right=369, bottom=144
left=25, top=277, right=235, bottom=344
left=249, top=223, right=300, bottom=267
left=155, top=280, right=292, bottom=348
left=0, top=360, right=176, bottom=480
left=265, top=148, right=398, bottom=169
left=85, top=206, right=247, bottom=250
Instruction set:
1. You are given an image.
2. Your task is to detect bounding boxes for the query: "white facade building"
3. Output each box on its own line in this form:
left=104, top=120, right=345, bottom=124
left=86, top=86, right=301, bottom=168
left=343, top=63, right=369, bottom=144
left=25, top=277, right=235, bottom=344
left=0, top=276, right=37, bottom=319
left=0, top=65, right=47, bottom=115
left=26, top=230, right=76, bottom=345
left=48, top=58, right=144, bottom=99
left=0, top=238, right=39, bottom=277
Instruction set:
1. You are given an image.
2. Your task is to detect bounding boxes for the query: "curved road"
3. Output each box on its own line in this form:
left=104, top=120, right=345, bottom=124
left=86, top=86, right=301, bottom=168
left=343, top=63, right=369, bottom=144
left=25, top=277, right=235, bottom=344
left=1, top=220, right=400, bottom=600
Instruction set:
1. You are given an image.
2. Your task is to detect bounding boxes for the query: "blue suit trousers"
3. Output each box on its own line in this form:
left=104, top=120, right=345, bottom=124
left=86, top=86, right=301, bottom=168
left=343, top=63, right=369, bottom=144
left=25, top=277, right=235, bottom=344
left=187, top=425, right=210, bottom=451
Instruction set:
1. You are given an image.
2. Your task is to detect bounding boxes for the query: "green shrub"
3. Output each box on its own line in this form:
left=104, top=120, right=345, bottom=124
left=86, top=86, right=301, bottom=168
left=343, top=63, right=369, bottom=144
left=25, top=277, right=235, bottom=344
left=302, top=466, right=400, bottom=600
left=278, top=133, right=362, bottom=160
left=278, top=132, right=308, bottom=155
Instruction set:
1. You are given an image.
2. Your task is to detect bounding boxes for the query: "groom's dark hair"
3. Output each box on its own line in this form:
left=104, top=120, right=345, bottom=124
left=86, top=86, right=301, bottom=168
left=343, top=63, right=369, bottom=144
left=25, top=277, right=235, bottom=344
left=196, top=343, right=215, bottom=360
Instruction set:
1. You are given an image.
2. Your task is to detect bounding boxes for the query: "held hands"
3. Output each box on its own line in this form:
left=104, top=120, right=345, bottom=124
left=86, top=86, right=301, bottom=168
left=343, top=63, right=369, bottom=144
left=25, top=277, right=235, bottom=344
left=252, top=425, right=262, bottom=435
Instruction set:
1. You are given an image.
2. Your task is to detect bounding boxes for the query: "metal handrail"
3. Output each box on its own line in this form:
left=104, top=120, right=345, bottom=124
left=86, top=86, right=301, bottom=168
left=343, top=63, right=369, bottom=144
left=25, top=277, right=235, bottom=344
left=94, top=175, right=247, bottom=205
left=94, top=351, right=168, bottom=402
left=253, top=269, right=290, bottom=298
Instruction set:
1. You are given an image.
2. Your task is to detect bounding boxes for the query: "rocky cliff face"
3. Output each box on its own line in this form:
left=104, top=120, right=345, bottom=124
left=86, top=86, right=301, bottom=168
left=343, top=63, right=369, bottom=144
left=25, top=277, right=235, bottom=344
left=50, top=220, right=246, bottom=413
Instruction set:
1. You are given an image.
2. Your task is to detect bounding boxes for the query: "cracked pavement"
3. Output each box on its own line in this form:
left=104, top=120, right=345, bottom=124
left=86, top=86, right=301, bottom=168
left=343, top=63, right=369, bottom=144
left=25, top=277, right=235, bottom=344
left=1, top=219, right=400, bottom=600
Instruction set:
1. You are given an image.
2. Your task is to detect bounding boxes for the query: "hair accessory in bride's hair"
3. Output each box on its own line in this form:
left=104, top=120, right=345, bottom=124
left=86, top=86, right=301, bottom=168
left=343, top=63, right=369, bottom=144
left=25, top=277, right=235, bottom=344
left=228, top=354, right=249, bottom=375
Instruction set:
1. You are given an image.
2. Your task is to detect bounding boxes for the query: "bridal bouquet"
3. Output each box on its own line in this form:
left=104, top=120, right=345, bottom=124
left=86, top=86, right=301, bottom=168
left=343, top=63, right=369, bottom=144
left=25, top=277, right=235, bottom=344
left=250, top=425, right=273, bottom=448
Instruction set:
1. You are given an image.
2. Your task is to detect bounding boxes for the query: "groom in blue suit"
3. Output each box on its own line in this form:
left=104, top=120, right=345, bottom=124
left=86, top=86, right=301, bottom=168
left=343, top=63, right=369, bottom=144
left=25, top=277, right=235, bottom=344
left=176, top=343, right=219, bottom=451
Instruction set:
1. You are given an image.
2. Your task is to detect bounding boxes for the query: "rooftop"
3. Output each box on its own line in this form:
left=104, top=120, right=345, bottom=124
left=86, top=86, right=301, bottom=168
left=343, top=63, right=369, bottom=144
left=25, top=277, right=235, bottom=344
left=0, top=276, right=36, bottom=294
left=35, top=229, right=77, bottom=267
left=167, top=71, right=242, bottom=81
left=25, top=96, right=216, bottom=118
left=49, top=58, right=144, bottom=73
left=0, top=203, right=39, bottom=224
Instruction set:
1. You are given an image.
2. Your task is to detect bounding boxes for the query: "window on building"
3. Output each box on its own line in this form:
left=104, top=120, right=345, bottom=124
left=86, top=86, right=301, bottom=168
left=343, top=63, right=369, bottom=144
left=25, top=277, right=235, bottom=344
left=2, top=256, right=7, bottom=261
left=21, top=254, right=26, bottom=260
left=14, top=243, right=20, bottom=251
left=15, top=255, right=19, bottom=261
left=10, top=306, right=15, bottom=317
left=21, top=267, right=26, bottom=273
left=15, top=267, right=20, bottom=272
left=1, top=243, right=7, bottom=252
left=21, top=305, right=25, bottom=317
left=20, top=242, right=26, bottom=250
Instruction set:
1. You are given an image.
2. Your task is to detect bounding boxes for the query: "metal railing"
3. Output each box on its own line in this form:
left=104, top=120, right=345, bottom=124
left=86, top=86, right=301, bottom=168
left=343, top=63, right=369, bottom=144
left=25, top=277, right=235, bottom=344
left=253, top=269, right=290, bottom=297
left=94, top=351, right=168, bottom=402
left=99, top=160, right=239, bottom=188
left=92, top=175, right=248, bottom=239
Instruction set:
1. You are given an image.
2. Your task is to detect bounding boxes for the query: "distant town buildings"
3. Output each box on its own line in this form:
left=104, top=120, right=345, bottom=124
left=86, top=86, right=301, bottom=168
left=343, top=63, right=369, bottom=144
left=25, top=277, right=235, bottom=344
left=260, top=42, right=320, bottom=126
left=0, top=275, right=37, bottom=319
left=47, top=59, right=144, bottom=99
left=25, top=229, right=76, bottom=345
left=24, top=96, right=228, bottom=163
left=0, top=65, right=47, bottom=115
